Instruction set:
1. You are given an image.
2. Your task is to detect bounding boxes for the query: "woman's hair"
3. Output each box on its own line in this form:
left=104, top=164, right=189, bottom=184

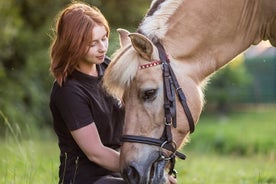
left=50, top=2, right=110, bottom=85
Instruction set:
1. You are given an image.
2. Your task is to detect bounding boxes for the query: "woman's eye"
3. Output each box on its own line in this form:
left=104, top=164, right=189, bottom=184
left=90, top=43, right=96, bottom=47
left=142, top=89, right=157, bottom=102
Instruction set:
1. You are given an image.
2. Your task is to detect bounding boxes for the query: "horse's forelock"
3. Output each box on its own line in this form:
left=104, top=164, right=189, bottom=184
left=103, top=45, right=140, bottom=99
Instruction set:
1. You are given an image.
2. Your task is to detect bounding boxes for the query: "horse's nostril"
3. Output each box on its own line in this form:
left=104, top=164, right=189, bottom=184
left=122, top=165, right=140, bottom=184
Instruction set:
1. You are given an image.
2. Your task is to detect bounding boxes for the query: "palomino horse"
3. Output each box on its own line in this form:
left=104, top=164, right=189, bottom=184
left=103, top=0, right=276, bottom=183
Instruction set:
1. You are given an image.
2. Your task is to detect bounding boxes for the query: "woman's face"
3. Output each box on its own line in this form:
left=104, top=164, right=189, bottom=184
left=82, top=24, right=109, bottom=65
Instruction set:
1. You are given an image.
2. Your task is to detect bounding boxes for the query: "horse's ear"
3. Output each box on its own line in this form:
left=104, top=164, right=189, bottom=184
left=117, top=28, right=131, bottom=47
left=129, top=33, right=153, bottom=61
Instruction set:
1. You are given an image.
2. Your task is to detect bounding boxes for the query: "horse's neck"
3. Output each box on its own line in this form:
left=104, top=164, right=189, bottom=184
left=140, top=0, right=274, bottom=82
left=165, top=0, right=273, bottom=81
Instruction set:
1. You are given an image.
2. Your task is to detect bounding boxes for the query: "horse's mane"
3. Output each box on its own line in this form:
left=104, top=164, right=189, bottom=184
left=238, top=0, right=264, bottom=44
left=103, top=45, right=140, bottom=99
left=138, top=0, right=184, bottom=42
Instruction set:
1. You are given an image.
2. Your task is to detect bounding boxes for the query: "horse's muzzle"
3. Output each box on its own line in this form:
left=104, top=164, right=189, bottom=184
left=121, top=152, right=167, bottom=184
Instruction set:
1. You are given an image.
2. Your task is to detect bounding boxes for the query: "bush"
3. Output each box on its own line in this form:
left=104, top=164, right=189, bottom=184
left=205, top=54, right=252, bottom=113
left=185, top=110, right=276, bottom=156
left=0, top=0, right=150, bottom=134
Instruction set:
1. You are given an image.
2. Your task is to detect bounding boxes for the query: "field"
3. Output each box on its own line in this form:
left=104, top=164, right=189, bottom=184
left=0, top=108, right=276, bottom=184
left=178, top=108, right=276, bottom=184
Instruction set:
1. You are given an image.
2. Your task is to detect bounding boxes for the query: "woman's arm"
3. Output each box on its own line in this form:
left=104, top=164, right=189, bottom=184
left=71, top=123, right=120, bottom=172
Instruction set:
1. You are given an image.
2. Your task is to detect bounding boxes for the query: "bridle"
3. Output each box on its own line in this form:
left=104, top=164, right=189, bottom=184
left=121, top=40, right=195, bottom=177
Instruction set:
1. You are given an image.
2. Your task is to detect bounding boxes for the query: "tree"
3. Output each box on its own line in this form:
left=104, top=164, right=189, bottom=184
left=0, top=0, right=150, bottom=136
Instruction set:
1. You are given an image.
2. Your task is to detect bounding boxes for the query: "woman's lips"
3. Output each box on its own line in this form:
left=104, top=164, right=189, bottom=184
left=96, top=55, right=104, bottom=60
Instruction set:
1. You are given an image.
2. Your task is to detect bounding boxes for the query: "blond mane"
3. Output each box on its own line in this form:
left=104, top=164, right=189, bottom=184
left=103, top=45, right=140, bottom=99
left=139, top=0, right=185, bottom=42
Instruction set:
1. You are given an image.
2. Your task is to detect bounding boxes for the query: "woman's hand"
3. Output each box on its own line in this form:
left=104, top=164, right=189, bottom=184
left=168, top=175, right=177, bottom=184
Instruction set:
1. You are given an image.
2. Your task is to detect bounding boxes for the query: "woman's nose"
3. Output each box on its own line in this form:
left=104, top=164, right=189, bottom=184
left=98, top=41, right=107, bottom=52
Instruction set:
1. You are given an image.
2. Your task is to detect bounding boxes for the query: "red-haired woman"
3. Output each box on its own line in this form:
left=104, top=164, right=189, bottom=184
left=49, top=2, right=125, bottom=184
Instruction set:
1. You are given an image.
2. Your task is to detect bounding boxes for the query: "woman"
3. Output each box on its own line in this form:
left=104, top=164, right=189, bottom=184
left=49, top=2, right=125, bottom=183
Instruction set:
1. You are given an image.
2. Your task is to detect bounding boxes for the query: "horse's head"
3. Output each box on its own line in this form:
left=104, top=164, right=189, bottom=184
left=103, top=29, right=203, bottom=184
left=102, top=0, right=276, bottom=182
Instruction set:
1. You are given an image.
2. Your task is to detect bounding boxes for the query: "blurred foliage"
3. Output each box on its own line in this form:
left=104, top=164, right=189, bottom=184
left=243, top=55, right=276, bottom=103
left=186, top=110, right=276, bottom=156
left=0, top=0, right=150, bottom=135
left=0, top=0, right=265, bottom=135
left=204, top=54, right=252, bottom=114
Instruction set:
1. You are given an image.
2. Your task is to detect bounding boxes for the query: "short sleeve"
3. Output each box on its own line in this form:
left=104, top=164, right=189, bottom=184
left=55, top=85, right=93, bottom=131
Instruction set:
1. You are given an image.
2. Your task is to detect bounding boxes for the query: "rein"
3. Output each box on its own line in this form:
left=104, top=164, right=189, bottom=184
left=121, top=40, right=195, bottom=178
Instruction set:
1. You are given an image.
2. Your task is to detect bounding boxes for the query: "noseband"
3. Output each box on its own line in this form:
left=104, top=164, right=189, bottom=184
left=121, top=40, right=195, bottom=177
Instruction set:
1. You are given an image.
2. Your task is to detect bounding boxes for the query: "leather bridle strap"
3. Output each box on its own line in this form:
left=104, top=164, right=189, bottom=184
left=121, top=135, right=186, bottom=160
left=155, top=41, right=195, bottom=133
left=120, top=39, right=195, bottom=178
left=169, top=65, right=195, bottom=133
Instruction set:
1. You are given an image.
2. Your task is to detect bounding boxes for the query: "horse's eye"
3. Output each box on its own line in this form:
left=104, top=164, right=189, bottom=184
left=142, top=89, right=157, bottom=102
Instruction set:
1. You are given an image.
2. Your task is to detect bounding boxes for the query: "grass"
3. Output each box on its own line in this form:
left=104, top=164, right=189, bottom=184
left=0, top=107, right=276, bottom=183
left=176, top=152, right=276, bottom=184
left=176, top=107, right=276, bottom=184
left=0, top=139, right=59, bottom=184
left=0, top=110, right=59, bottom=184
left=186, top=109, right=276, bottom=155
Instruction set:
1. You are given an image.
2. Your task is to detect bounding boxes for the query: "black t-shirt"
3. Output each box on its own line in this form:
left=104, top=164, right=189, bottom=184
left=49, top=60, right=124, bottom=183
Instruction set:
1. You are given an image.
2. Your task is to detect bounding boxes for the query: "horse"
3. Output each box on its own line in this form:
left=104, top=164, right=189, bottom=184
left=103, top=0, right=276, bottom=183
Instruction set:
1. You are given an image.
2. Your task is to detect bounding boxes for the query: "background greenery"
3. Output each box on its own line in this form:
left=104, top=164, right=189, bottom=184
left=0, top=0, right=151, bottom=134
left=1, top=0, right=275, bottom=133
left=178, top=109, right=276, bottom=184
left=1, top=0, right=275, bottom=183
left=1, top=109, right=275, bottom=183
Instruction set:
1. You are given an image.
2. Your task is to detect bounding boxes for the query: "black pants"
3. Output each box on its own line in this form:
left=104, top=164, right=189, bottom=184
left=94, top=174, right=126, bottom=184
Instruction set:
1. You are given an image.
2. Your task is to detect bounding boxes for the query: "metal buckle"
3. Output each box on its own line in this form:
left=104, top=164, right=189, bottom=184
left=164, top=117, right=172, bottom=126
left=171, top=169, right=178, bottom=179
left=159, top=141, right=177, bottom=160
